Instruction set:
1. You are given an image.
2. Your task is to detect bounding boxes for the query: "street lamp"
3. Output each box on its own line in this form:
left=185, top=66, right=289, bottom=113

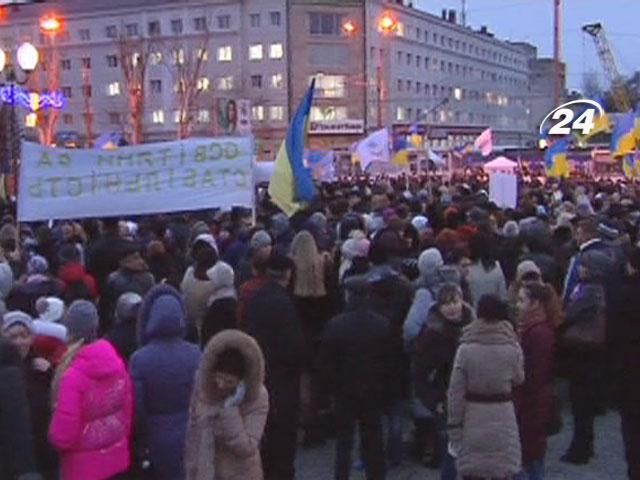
left=378, top=14, right=397, bottom=35
left=40, top=15, right=63, bottom=34
left=342, top=20, right=357, bottom=36
left=0, top=41, right=39, bottom=186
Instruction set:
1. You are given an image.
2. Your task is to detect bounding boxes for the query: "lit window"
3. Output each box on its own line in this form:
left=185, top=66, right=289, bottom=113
left=249, top=44, right=263, bottom=61
left=174, top=110, right=187, bottom=123
left=197, top=77, right=210, bottom=91
left=314, top=75, right=345, bottom=98
left=150, top=51, right=163, bottom=65
left=107, top=82, right=120, bottom=96
left=25, top=113, right=38, bottom=127
left=310, top=106, right=347, bottom=121
left=197, top=109, right=210, bottom=123
left=216, top=76, right=234, bottom=90
left=271, top=73, right=284, bottom=89
left=131, top=52, right=141, bottom=66
left=173, top=49, right=185, bottom=65
left=269, top=43, right=284, bottom=59
left=269, top=106, right=284, bottom=121
left=196, top=49, right=208, bottom=61
left=217, top=46, right=232, bottom=62
left=174, top=80, right=186, bottom=93
left=252, top=105, right=265, bottom=121
left=152, top=110, right=165, bottom=124
left=396, top=107, right=406, bottom=121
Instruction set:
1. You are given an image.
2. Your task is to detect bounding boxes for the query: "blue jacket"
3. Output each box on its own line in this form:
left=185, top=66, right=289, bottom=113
left=130, top=284, right=201, bottom=479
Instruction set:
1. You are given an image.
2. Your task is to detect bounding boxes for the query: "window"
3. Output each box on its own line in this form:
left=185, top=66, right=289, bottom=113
left=196, top=77, right=210, bottom=91
left=217, top=46, right=232, bottom=62
left=416, top=55, right=421, bottom=68
left=79, top=29, right=90, bottom=41
left=106, top=55, right=118, bottom=68
left=397, top=79, right=403, bottom=92
left=81, top=57, right=91, bottom=69
left=396, top=51, right=402, bottom=63
left=109, top=112, right=120, bottom=125
left=407, top=53, right=412, bottom=65
left=396, top=107, right=406, bottom=122
left=416, top=28, right=421, bottom=40
left=148, top=21, right=161, bottom=37
left=197, top=109, right=210, bottom=123
left=269, top=43, right=284, bottom=59
left=315, top=75, right=345, bottom=98
left=62, top=86, right=72, bottom=98
left=217, top=15, right=231, bottom=29
left=152, top=110, right=165, bottom=124
left=173, top=48, right=185, bottom=65
left=310, top=106, right=347, bottom=121
left=196, top=49, right=208, bottom=61
left=250, top=14, right=261, bottom=27
left=309, top=13, right=345, bottom=36
left=194, top=16, right=207, bottom=31
left=150, top=51, right=163, bottom=65
left=171, top=19, right=183, bottom=35
left=150, top=80, right=162, bottom=93
left=174, top=80, right=186, bottom=94
left=252, top=105, right=265, bottom=121
left=174, top=110, right=187, bottom=124
left=106, top=25, right=117, bottom=38
left=216, top=76, right=234, bottom=90
left=270, top=11, right=281, bottom=26
left=107, top=82, right=120, bottom=96
left=269, top=106, right=284, bottom=121
left=82, top=113, right=93, bottom=124
left=61, top=59, right=71, bottom=70
left=271, top=73, right=284, bottom=89
left=63, top=113, right=73, bottom=125
left=249, top=44, right=263, bottom=60
left=82, top=85, right=92, bottom=97
left=407, top=80, right=412, bottom=91
left=416, top=81, right=421, bottom=94
left=125, top=24, right=138, bottom=37
left=251, top=74, right=263, bottom=88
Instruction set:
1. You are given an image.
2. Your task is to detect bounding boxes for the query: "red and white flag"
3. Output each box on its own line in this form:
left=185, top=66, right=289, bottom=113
left=474, top=128, right=493, bottom=156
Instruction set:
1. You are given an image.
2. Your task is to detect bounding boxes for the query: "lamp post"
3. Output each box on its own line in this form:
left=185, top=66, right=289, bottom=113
left=377, top=13, right=397, bottom=129
left=0, top=41, right=39, bottom=186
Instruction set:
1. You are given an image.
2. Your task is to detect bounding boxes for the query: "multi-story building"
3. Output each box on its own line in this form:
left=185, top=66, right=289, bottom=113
left=0, top=0, right=562, bottom=158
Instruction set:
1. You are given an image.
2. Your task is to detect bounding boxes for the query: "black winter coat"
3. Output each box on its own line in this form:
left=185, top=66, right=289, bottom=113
left=318, top=303, right=392, bottom=410
left=245, top=281, right=305, bottom=415
left=0, top=340, right=41, bottom=480
left=200, top=297, right=238, bottom=348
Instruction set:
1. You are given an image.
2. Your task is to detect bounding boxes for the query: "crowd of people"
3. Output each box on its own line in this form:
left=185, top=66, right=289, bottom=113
left=0, top=173, right=639, bottom=480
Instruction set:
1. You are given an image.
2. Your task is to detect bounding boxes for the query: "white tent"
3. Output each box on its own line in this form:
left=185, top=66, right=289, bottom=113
left=483, top=156, right=517, bottom=175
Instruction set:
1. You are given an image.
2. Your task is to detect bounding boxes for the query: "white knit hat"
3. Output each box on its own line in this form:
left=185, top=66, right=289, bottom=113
left=207, top=261, right=235, bottom=291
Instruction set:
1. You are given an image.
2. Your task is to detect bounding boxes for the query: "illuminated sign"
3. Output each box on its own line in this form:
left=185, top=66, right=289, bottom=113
left=0, top=85, right=66, bottom=111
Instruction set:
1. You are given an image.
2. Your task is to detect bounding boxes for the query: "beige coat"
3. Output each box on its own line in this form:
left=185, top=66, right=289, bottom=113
left=448, top=319, right=524, bottom=478
left=185, top=330, right=269, bottom=480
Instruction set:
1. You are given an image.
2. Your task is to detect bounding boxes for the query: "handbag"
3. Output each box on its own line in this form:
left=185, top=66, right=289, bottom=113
left=561, top=308, right=606, bottom=349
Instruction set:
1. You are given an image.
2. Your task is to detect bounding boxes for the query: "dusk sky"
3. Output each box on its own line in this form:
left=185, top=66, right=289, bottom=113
left=415, top=0, right=640, bottom=91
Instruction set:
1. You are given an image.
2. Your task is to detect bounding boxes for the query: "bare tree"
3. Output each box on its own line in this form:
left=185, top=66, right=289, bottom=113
left=81, top=67, right=94, bottom=147
left=30, top=33, right=61, bottom=146
left=162, top=30, right=211, bottom=139
left=117, top=34, right=154, bottom=145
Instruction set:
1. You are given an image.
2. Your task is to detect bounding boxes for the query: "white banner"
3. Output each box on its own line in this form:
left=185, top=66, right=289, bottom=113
left=489, top=173, right=518, bottom=209
left=18, top=137, right=254, bottom=221
left=309, top=119, right=364, bottom=135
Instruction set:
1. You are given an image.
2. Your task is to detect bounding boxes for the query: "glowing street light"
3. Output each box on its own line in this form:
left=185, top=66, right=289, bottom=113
left=17, top=42, right=39, bottom=72
left=378, top=14, right=397, bottom=35
left=40, top=15, right=62, bottom=34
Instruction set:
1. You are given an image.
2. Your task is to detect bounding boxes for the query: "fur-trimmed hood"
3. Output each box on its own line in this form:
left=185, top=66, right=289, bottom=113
left=137, top=283, right=186, bottom=346
left=197, top=330, right=265, bottom=405
left=460, top=318, right=518, bottom=346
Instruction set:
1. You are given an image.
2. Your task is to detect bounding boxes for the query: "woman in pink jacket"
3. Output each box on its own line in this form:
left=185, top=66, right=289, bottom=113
left=49, top=300, right=133, bottom=480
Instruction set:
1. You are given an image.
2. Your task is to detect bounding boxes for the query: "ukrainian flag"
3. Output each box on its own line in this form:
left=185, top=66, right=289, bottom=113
left=268, top=80, right=317, bottom=216
left=545, top=138, right=571, bottom=178
left=576, top=112, right=611, bottom=144
left=392, top=149, right=410, bottom=167
left=610, top=111, right=637, bottom=159
left=622, top=153, right=638, bottom=179
left=634, top=104, right=640, bottom=142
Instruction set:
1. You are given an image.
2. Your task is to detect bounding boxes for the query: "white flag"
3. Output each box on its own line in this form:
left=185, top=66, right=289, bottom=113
left=356, top=128, right=390, bottom=171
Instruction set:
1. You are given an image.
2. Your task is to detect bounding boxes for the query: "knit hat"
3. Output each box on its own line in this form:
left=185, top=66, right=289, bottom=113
left=58, top=243, right=81, bottom=265
left=502, top=220, right=520, bottom=238
left=35, top=297, right=65, bottom=323
left=342, top=236, right=370, bottom=260
left=2, top=311, right=33, bottom=334
left=27, top=255, right=49, bottom=275
left=411, top=216, right=430, bottom=234
left=418, top=248, right=444, bottom=277
left=207, top=261, right=235, bottom=290
left=249, top=230, right=272, bottom=250
left=516, top=260, right=542, bottom=282
left=194, top=233, right=219, bottom=254
left=64, top=300, right=99, bottom=342
left=115, top=293, right=142, bottom=325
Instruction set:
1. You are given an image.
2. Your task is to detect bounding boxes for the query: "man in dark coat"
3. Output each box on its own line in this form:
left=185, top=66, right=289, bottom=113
left=86, top=218, right=132, bottom=295
left=318, top=275, right=392, bottom=480
left=0, top=338, right=43, bottom=480
left=245, top=254, right=305, bottom=480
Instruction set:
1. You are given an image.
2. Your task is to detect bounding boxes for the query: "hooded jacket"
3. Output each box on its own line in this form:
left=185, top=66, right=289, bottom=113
left=185, top=330, right=269, bottom=480
left=130, top=284, right=201, bottom=480
left=58, top=262, right=98, bottom=300
left=49, top=339, right=133, bottom=480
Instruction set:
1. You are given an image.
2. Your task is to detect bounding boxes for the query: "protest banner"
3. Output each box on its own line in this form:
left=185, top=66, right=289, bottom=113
left=18, top=137, right=254, bottom=221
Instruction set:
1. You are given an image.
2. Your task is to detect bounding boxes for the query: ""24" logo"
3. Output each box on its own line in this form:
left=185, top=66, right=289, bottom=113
left=540, top=99, right=605, bottom=136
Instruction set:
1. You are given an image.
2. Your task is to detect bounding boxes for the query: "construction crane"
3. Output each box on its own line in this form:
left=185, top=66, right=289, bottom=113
left=582, top=22, right=632, bottom=112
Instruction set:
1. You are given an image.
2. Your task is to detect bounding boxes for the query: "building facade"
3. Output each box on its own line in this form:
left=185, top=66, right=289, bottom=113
left=0, top=0, right=562, bottom=157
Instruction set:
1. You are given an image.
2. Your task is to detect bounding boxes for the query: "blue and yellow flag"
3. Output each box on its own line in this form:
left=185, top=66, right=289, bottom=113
left=634, top=104, right=640, bottom=142
left=392, top=150, right=410, bottom=167
left=576, top=112, right=611, bottom=144
left=611, top=111, right=637, bottom=159
left=268, top=80, right=317, bottom=216
left=545, top=138, right=571, bottom=178
left=622, top=153, right=639, bottom=179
